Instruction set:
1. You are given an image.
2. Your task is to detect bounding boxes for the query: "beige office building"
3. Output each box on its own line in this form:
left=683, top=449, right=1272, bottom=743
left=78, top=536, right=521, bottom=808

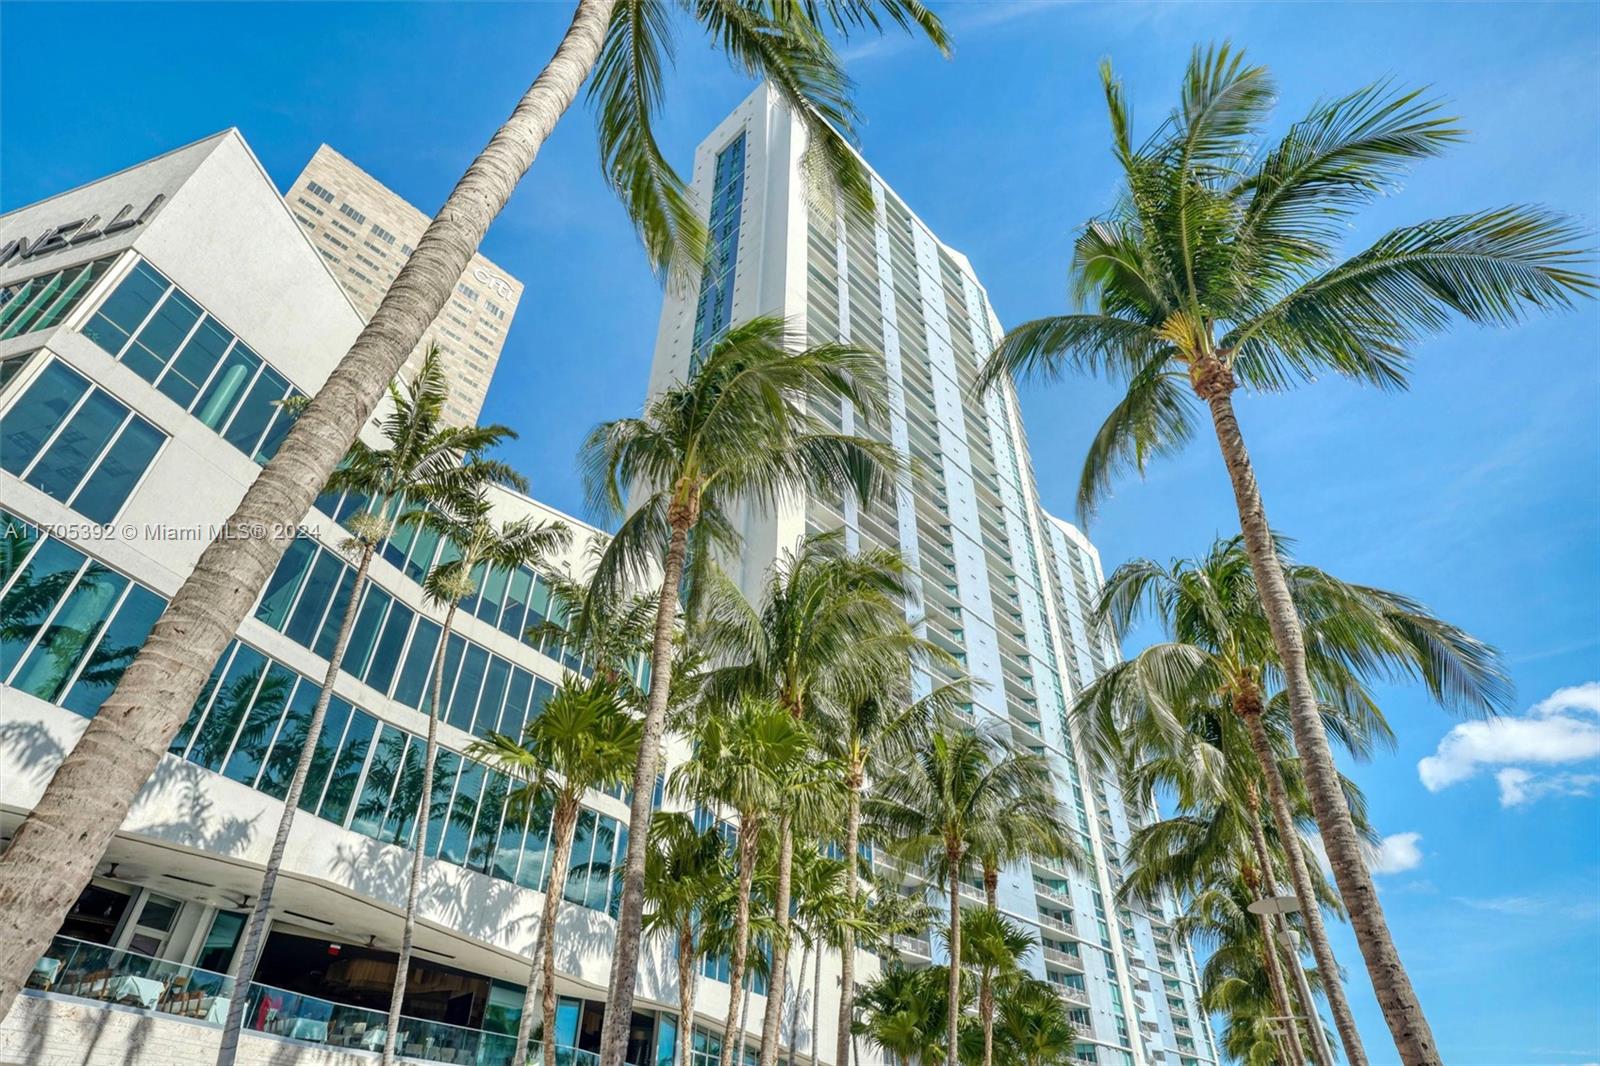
left=286, top=145, right=521, bottom=425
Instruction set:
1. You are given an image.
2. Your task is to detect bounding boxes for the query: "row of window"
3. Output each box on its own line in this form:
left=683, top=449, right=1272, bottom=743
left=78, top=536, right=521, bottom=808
left=1, top=511, right=167, bottom=717
left=1, top=511, right=633, bottom=917
left=305, top=181, right=335, bottom=204
left=2, top=358, right=166, bottom=524
left=0, top=256, right=114, bottom=340
left=81, top=258, right=307, bottom=465
left=690, top=134, right=746, bottom=361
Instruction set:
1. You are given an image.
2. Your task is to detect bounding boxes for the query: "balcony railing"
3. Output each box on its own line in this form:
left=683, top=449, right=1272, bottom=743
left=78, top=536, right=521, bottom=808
left=1051, top=983, right=1089, bottom=1007
left=1042, top=947, right=1083, bottom=969
left=27, top=933, right=592, bottom=1066
left=894, top=935, right=933, bottom=958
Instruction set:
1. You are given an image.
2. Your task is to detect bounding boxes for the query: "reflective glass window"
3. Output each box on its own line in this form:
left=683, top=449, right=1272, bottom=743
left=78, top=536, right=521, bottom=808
left=0, top=537, right=86, bottom=680
left=71, top=414, right=162, bottom=523
left=447, top=643, right=488, bottom=732
left=62, top=584, right=165, bottom=717
left=255, top=537, right=316, bottom=630
left=121, top=287, right=201, bottom=384
left=193, top=342, right=261, bottom=433
left=1, top=360, right=90, bottom=477
left=12, top=562, right=127, bottom=703
left=317, top=704, right=374, bottom=825
left=82, top=261, right=169, bottom=355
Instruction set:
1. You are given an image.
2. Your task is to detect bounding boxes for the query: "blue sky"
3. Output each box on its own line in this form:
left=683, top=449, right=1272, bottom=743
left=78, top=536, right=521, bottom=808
left=3, top=2, right=1597, bottom=1061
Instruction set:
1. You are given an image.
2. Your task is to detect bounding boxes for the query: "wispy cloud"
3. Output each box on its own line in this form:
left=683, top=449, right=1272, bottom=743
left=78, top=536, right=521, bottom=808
left=1309, top=830, right=1425, bottom=877
left=1418, top=682, right=1600, bottom=806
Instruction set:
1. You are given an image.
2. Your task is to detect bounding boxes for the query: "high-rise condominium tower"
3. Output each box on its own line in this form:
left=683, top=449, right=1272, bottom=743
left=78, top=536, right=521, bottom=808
left=287, top=144, right=522, bottom=426
left=646, top=85, right=1219, bottom=1066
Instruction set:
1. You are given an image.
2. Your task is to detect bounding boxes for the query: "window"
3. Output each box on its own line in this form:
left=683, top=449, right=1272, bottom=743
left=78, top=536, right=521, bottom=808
left=339, top=203, right=367, bottom=225
left=81, top=258, right=304, bottom=464
left=305, top=181, right=335, bottom=204
left=0, top=256, right=115, bottom=340
left=293, top=197, right=326, bottom=216
left=322, top=233, right=349, bottom=251
left=1, top=360, right=166, bottom=522
left=370, top=224, right=396, bottom=246
left=483, top=300, right=506, bottom=321
left=0, top=513, right=166, bottom=715
left=456, top=282, right=479, bottom=301
left=400, top=243, right=414, bottom=256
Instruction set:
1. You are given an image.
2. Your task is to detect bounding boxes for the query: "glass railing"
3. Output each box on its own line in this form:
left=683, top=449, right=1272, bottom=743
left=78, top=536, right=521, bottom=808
left=27, top=934, right=235, bottom=1019
left=28, top=935, right=578, bottom=1066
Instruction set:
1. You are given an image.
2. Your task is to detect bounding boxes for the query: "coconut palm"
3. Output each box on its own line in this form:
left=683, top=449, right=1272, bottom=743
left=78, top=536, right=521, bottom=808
left=583, top=315, right=900, bottom=1051
left=468, top=678, right=641, bottom=1066
left=987, top=974, right=1078, bottom=1066
left=976, top=43, right=1592, bottom=1065
left=0, top=2, right=952, bottom=1016
left=526, top=545, right=659, bottom=692
left=643, top=812, right=733, bottom=1066
left=669, top=697, right=815, bottom=1066
left=214, top=349, right=520, bottom=1066
left=1079, top=535, right=1506, bottom=1064
left=955, top=907, right=1035, bottom=1066
left=695, top=532, right=940, bottom=1066
left=854, top=965, right=963, bottom=1066
left=814, top=678, right=963, bottom=1066
left=863, top=725, right=1057, bottom=1066
left=382, top=489, right=570, bottom=1065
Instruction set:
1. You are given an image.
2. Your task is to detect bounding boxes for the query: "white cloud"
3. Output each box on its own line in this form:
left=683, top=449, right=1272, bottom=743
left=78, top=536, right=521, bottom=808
left=1497, top=767, right=1600, bottom=807
left=1417, top=681, right=1600, bottom=805
left=1308, top=830, right=1424, bottom=877
left=1368, top=831, right=1424, bottom=874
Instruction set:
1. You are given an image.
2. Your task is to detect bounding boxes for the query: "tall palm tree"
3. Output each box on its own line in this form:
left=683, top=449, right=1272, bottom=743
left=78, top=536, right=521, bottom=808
left=670, top=697, right=814, bottom=1066
left=643, top=812, right=734, bottom=1066
left=469, top=678, right=642, bottom=1066
left=977, top=43, right=1592, bottom=1065
left=696, top=532, right=937, bottom=1066
left=956, top=907, right=1035, bottom=1066
left=213, top=349, right=519, bottom=1066
left=0, top=1, right=951, bottom=1014
left=1079, top=535, right=1506, bottom=1064
left=814, top=679, right=962, bottom=1066
left=382, top=489, right=570, bottom=1066
left=863, top=725, right=1057, bottom=1066
left=854, top=965, right=962, bottom=1066
left=528, top=545, right=660, bottom=691
left=583, top=315, right=900, bottom=1055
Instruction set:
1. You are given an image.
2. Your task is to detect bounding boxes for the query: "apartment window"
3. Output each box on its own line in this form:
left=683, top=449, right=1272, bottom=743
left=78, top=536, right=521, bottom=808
left=305, top=181, right=335, bottom=204
left=370, top=224, right=396, bottom=246
left=321, top=232, right=349, bottom=251
left=0, top=256, right=116, bottom=340
left=691, top=133, right=746, bottom=361
left=80, top=258, right=305, bottom=464
left=293, top=197, right=325, bottom=216
left=400, top=243, right=414, bottom=256
left=291, top=213, right=316, bottom=229
left=0, top=511, right=166, bottom=715
left=483, top=300, right=506, bottom=321
left=1, top=360, right=166, bottom=523
left=362, top=241, right=388, bottom=258
left=347, top=267, right=372, bottom=284
left=456, top=282, right=479, bottom=301
left=329, top=218, right=357, bottom=239
left=339, top=203, right=366, bottom=225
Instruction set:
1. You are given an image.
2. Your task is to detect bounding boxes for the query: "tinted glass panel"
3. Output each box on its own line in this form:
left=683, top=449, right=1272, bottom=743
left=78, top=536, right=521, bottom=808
left=515, top=792, right=554, bottom=890
left=351, top=725, right=406, bottom=839
left=0, top=512, right=39, bottom=586
left=28, top=389, right=127, bottom=503
left=160, top=316, right=232, bottom=410
left=379, top=736, right=425, bottom=846
left=439, top=760, right=484, bottom=864
left=284, top=549, right=342, bottom=646
left=318, top=704, right=374, bottom=825
left=256, top=537, right=316, bottom=630
left=474, top=656, right=511, bottom=736
left=0, top=537, right=85, bottom=680
left=502, top=668, right=534, bottom=741
left=186, top=645, right=272, bottom=769
left=475, top=565, right=509, bottom=625
left=256, top=674, right=321, bottom=799
left=71, top=415, right=163, bottom=523
left=170, top=643, right=234, bottom=756
left=1, top=360, right=89, bottom=476
left=62, top=584, right=165, bottom=717
left=468, top=772, right=509, bottom=874
left=221, top=665, right=297, bottom=786
left=404, top=523, right=441, bottom=583
left=365, top=599, right=413, bottom=696
left=564, top=810, right=597, bottom=904
left=253, top=390, right=301, bottom=462
left=82, top=261, right=169, bottom=356
left=123, top=288, right=201, bottom=384
left=193, top=342, right=261, bottom=432
left=12, top=562, right=127, bottom=702
left=311, top=562, right=359, bottom=660
left=447, top=643, right=487, bottom=732
left=391, top=616, right=440, bottom=709
left=223, top=365, right=289, bottom=457
left=287, top=695, right=349, bottom=814
left=499, top=568, right=532, bottom=639
left=422, top=750, right=461, bottom=854
left=343, top=584, right=390, bottom=680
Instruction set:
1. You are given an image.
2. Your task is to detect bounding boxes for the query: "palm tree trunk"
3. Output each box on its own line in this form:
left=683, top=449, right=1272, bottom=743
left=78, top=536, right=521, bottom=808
left=759, top=816, right=795, bottom=1066
left=1240, top=702, right=1361, bottom=1066
left=678, top=928, right=700, bottom=1066
left=835, top=772, right=861, bottom=1066
left=1244, top=805, right=1306, bottom=1066
left=721, top=818, right=760, bottom=1066
left=602, top=514, right=693, bottom=1066
left=788, top=941, right=811, bottom=1066
left=980, top=863, right=998, bottom=1066
left=736, top=981, right=754, bottom=1065
left=383, top=599, right=459, bottom=1065
left=215, top=541, right=376, bottom=1066
left=810, top=941, right=822, bottom=1066
left=0, top=0, right=618, bottom=1014
left=1282, top=923, right=1336, bottom=1066
left=945, top=854, right=961, bottom=1066
left=1201, top=368, right=1432, bottom=1065
left=534, top=797, right=582, bottom=1066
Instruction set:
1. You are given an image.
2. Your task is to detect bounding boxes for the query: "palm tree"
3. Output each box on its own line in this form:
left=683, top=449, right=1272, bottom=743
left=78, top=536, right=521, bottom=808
left=696, top=533, right=937, bottom=1066
left=976, top=43, right=1592, bottom=1066
left=583, top=315, right=900, bottom=1056
left=527, top=545, right=660, bottom=691
left=785, top=847, right=860, bottom=1066
left=643, top=812, right=733, bottom=1066
left=213, top=349, right=519, bottom=1066
left=1079, top=535, right=1506, bottom=1064
left=670, top=697, right=814, bottom=1066
left=854, top=965, right=961, bottom=1066
left=0, top=2, right=952, bottom=1015
left=956, top=907, right=1035, bottom=1066
left=469, top=678, right=641, bottom=1066
left=987, top=975, right=1078, bottom=1066
left=863, top=725, right=1057, bottom=1066
left=382, top=488, right=570, bottom=1066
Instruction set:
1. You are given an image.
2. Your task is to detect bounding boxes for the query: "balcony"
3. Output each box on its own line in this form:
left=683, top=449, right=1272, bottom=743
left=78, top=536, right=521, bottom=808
left=895, top=934, right=933, bottom=959
left=1042, top=947, right=1083, bottom=971
left=25, top=933, right=586, bottom=1066
left=1052, top=984, right=1089, bottom=1008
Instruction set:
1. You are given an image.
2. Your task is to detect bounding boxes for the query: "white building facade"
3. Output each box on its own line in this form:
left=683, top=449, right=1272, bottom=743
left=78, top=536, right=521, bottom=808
left=0, top=131, right=733, bottom=1066
left=645, top=86, right=1218, bottom=1066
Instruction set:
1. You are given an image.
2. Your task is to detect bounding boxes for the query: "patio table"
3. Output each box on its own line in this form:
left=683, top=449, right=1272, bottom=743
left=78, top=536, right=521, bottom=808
left=200, top=995, right=231, bottom=1024
left=276, top=1015, right=330, bottom=1042
left=106, top=975, right=165, bottom=1009
left=29, top=957, right=62, bottom=990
